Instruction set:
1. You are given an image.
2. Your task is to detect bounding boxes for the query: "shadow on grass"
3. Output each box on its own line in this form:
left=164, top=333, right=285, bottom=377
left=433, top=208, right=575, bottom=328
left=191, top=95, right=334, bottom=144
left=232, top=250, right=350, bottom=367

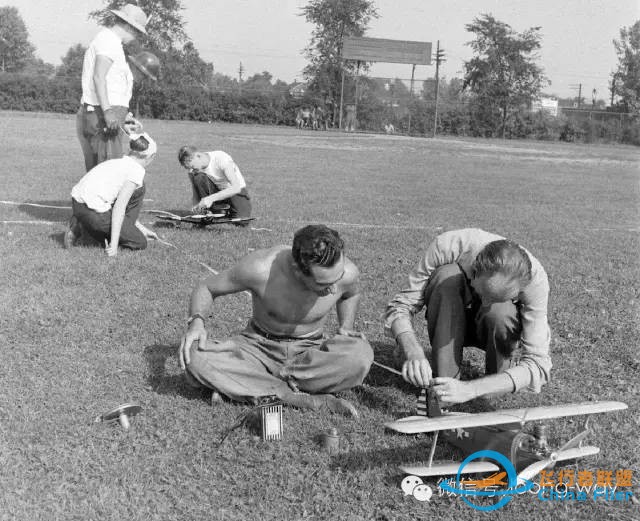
left=143, top=343, right=210, bottom=403
left=18, top=200, right=72, bottom=222
left=329, top=440, right=437, bottom=476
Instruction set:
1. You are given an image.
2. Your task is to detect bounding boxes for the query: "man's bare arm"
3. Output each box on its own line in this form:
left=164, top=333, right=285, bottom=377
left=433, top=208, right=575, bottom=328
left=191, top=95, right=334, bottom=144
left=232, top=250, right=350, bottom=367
left=392, top=323, right=432, bottom=389
left=336, top=264, right=365, bottom=338
left=179, top=260, right=256, bottom=369
left=432, top=373, right=516, bottom=404
left=93, top=55, right=113, bottom=110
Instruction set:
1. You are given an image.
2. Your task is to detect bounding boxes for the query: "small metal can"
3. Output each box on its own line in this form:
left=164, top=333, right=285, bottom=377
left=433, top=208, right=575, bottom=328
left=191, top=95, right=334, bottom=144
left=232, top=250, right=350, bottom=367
left=322, top=428, right=340, bottom=453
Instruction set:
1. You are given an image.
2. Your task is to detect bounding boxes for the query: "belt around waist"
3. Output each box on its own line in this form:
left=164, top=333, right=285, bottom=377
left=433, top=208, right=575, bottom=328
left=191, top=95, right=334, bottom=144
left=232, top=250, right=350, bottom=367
left=249, top=320, right=323, bottom=341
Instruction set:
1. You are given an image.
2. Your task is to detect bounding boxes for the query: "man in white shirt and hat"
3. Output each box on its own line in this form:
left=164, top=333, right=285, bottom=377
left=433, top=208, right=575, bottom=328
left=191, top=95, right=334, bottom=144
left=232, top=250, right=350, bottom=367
left=76, top=3, right=151, bottom=172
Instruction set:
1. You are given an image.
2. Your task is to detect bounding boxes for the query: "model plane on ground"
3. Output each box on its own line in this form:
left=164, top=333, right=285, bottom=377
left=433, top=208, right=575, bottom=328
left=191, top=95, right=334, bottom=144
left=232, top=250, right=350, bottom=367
left=148, top=208, right=254, bottom=227
left=385, top=390, right=627, bottom=481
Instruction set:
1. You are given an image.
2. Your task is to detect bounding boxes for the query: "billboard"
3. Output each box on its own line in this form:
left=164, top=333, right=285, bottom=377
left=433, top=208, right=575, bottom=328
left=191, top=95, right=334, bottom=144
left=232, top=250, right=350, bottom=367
left=342, top=37, right=432, bottom=65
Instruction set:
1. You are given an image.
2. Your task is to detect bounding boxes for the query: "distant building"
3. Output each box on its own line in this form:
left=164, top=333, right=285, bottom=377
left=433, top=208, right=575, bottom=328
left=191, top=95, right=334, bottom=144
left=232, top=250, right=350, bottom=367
left=289, top=82, right=307, bottom=99
left=531, top=96, right=559, bottom=117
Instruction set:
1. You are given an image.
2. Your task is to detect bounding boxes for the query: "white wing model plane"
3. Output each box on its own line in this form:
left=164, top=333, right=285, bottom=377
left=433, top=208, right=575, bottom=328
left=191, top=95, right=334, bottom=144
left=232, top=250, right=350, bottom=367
left=385, top=389, right=627, bottom=480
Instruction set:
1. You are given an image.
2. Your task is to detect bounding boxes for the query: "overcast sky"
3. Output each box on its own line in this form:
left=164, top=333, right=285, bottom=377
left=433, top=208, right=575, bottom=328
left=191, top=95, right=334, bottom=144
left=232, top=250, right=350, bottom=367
left=8, top=0, right=639, bottom=99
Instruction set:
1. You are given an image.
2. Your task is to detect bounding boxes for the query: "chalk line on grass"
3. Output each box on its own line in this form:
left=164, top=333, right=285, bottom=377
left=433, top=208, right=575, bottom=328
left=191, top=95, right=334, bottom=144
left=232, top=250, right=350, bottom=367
left=0, top=200, right=71, bottom=210
left=270, top=218, right=442, bottom=232
left=153, top=236, right=252, bottom=296
left=0, top=199, right=153, bottom=209
left=1, top=220, right=59, bottom=225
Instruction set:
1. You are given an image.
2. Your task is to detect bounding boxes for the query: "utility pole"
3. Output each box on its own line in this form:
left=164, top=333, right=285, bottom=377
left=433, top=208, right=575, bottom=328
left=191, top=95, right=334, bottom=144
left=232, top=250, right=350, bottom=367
left=570, top=83, right=583, bottom=109
left=578, top=83, right=582, bottom=109
left=610, top=74, right=617, bottom=108
left=432, top=40, right=445, bottom=138
left=238, top=62, right=244, bottom=94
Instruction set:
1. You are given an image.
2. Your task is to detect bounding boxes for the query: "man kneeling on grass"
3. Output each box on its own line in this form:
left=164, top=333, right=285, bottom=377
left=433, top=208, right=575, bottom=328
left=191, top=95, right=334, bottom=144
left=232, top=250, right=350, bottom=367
left=384, top=228, right=552, bottom=405
left=64, top=133, right=157, bottom=256
left=179, top=224, right=373, bottom=417
left=177, top=145, right=251, bottom=223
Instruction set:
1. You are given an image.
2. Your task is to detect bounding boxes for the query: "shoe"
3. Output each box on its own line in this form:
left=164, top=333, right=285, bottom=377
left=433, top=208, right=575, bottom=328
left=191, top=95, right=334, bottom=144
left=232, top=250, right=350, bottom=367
left=279, top=391, right=359, bottom=418
left=63, top=216, right=82, bottom=249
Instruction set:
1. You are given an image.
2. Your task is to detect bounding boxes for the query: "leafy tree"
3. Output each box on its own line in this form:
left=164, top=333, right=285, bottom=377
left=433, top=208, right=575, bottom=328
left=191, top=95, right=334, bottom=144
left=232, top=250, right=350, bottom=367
left=56, top=43, right=87, bottom=79
left=176, top=41, right=214, bottom=88
left=22, top=57, right=55, bottom=77
left=300, top=0, right=378, bottom=118
left=210, top=72, right=239, bottom=93
left=611, top=20, right=640, bottom=114
left=90, top=0, right=188, bottom=51
left=463, top=13, right=548, bottom=137
left=0, top=6, right=36, bottom=72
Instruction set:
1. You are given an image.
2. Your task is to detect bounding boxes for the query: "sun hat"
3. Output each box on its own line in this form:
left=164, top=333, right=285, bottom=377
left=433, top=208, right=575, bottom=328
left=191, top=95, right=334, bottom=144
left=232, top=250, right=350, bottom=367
left=110, top=4, right=148, bottom=35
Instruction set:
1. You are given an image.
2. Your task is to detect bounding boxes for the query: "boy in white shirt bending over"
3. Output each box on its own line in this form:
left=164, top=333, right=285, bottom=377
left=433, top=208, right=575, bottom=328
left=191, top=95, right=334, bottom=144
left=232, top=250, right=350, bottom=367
left=65, top=133, right=158, bottom=256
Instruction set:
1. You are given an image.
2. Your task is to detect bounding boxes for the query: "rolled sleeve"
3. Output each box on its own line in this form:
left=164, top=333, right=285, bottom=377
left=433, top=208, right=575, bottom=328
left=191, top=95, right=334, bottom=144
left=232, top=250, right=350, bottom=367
left=504, top=268, right=552, bottom=392
left=384, top=234, right=460, bottom=338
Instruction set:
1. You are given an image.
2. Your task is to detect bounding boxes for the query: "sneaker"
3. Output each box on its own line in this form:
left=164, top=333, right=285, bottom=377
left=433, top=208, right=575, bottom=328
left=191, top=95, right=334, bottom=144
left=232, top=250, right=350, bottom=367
left=63, top=216, right=82, bottom=249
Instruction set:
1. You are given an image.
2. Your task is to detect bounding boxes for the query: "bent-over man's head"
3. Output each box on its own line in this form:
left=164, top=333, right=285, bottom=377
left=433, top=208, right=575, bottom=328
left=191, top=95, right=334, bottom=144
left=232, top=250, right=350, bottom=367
left=292, top=225, right=345, bottom=296
left=471, top=239, right=532, bottom=305
left=178, top=145, right=210, bottom=171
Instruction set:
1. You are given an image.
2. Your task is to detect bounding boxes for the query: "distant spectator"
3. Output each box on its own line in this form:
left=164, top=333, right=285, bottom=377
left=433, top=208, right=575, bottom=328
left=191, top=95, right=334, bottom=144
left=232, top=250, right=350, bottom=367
left=344, top=104, right=357, bottom=132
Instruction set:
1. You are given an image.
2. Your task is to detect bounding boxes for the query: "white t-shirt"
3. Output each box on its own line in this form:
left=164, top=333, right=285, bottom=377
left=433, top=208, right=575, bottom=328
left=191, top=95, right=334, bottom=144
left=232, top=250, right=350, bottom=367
left=72, top=156, right=146, bottom=213
left=80, top=27, right=133, bottom=107
left=196, top=151, right=246, bottom=190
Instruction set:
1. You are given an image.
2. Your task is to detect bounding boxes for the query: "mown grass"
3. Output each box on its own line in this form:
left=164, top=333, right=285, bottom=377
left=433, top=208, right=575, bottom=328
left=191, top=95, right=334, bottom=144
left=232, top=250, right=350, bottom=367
left=0, top=111, right=638, bottom=521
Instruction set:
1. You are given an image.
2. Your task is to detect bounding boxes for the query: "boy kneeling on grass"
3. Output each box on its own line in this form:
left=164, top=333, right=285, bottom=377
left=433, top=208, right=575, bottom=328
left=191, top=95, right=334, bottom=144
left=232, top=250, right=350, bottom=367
left=64, top=132, right=158, bottom=256
left=177, top=145, right=252, bottom=224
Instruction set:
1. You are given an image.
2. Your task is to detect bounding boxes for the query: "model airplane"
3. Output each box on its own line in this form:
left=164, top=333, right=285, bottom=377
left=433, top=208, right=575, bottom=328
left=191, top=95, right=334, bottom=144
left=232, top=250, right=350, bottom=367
left=148, top=209, right=254, bottom=227
left=385, top=389, right=627, bottom=480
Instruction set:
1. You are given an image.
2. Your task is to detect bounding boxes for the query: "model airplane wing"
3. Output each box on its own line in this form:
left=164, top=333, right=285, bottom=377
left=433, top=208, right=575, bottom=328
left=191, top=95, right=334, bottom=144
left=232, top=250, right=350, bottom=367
left=148, top=210, right=183, bottom=220
left=386, top=401, right=627, bottom=434
left=400, top=460, right=500, bottom=477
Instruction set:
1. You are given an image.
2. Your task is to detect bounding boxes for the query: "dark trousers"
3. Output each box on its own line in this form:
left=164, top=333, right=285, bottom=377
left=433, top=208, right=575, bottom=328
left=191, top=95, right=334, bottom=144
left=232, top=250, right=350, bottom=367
left=424, top=264, right=521, bottom=378
left=71, top=185, right=147, bottom=250
left=76, top=105, right=129, bottom=172
left=189, top=171, right=252, bottom=218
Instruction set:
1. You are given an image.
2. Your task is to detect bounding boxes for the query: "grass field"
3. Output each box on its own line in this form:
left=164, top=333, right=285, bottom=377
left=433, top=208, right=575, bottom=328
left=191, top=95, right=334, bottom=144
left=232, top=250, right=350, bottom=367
left=0, top=111, right=638, bottom=521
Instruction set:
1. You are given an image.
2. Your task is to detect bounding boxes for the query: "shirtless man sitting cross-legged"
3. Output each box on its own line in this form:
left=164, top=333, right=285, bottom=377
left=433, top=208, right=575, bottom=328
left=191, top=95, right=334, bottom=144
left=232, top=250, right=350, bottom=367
left=179, top=224, right=374, bottom=417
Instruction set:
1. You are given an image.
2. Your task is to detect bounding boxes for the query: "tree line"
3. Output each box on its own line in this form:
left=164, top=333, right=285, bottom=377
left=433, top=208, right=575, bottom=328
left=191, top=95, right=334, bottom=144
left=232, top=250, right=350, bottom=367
left=0, top=2, right=637, bottom=145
